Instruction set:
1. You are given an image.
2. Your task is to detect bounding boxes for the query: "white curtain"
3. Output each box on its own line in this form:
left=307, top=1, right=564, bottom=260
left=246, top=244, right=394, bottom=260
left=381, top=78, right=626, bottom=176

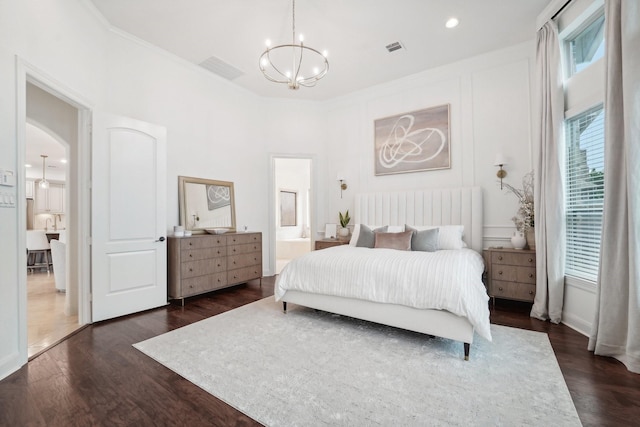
left=588, top=0, right=640, bottom=374
left=531, top=21, right=566, bottom=324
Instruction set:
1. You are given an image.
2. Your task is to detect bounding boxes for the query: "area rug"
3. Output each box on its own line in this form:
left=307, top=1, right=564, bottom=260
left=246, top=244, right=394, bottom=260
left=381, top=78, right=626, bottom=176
left=134, top=298, right=581, bottom=426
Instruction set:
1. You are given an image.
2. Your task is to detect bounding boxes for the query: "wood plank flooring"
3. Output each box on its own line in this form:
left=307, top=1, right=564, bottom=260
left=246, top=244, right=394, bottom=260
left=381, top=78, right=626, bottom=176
left=1, top=276, right=639, bottom=426
left=27, top=271, right=81, bottom=358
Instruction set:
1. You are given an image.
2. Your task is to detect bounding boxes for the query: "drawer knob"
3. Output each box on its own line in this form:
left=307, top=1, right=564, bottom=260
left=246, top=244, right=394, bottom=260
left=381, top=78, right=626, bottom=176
left=498, top=256, right=503, bottom=260
left=529, top=291, right=534, bottom=295
left=498, top=271, right=503, bottom=275
left=217, top=263, right=221, bottom=267
left=528, top=258, right=533, bottom=263
left=498, top=287, right=503, bottom=291
left=189, top=268, right=193, bottom=272
left=189, top=285, right=193, bottom=289
left=233, top=249, right=236, bottom=252
left=189, top=254, right=193, bottom=257
left=529, top=273, right=534, bottom=278
left=189, top=242, right=193, bottom=246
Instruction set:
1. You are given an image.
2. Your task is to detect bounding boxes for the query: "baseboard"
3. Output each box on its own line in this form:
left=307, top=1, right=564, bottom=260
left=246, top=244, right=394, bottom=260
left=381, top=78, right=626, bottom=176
left=561, top=312, right=592, bottom=337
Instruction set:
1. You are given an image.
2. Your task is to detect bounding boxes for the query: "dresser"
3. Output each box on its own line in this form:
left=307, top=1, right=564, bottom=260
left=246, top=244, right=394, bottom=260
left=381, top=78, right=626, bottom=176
left=168, top=232, right=262, bottom=304
left=314, top=238, right=349, bottom=250
left=483, top=247, right=536, bottom=304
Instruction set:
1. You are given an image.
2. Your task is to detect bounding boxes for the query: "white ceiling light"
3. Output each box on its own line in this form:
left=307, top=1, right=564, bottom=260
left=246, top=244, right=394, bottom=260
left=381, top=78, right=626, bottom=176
left=258, top=0, right=329, bottom=90
left=446, top=18, right=459, bottom=29
left=39, top=154, right=49, bottom=190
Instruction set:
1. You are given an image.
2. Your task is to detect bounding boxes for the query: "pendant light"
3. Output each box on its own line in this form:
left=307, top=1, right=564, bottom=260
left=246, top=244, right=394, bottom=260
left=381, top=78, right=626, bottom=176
left=259, top=0, right=329, bottom=90
left=39, top=154, right=49, bottom=190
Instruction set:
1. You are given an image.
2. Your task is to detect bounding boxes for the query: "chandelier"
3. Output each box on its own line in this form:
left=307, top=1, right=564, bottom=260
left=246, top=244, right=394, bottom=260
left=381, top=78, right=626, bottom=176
left=259, top=0, right=329, bottom=90
left=39, top=154, right=49, bottom=190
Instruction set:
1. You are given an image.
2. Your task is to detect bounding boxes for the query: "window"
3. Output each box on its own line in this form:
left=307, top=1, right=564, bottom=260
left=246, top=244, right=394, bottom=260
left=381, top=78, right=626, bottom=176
left=566, top=13, right=605, bottom=76
left=565, top=105, right=605, bottom=282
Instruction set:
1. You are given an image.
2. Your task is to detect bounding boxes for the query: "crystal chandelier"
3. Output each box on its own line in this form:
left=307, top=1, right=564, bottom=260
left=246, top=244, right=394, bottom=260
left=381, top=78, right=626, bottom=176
left=259, top=0, right=329, bottom=90
left=39, top=154, right=49, bottom=190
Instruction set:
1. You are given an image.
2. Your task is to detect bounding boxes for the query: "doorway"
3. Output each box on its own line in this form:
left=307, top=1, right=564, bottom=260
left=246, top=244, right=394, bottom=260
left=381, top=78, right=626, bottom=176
left=18, top=67, right=93, bottom=361
left=272, top=157, right=313, bottom=274
left=25, top=118, right=77, bottom=358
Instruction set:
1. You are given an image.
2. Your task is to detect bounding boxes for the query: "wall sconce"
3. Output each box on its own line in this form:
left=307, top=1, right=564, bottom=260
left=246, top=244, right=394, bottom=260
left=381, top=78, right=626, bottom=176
left=493, top=154, right=507, bottom=189
left=337, top=174, right=347, bottom=198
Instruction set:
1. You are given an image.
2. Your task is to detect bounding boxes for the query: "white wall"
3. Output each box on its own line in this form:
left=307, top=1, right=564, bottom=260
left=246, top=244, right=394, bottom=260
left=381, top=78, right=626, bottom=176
left=322, top=42, right=536, bottom=248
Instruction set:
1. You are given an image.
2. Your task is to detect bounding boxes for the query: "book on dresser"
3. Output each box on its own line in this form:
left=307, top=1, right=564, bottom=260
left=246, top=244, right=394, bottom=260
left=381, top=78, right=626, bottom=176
left=168, top=232, right=262, bottom=304
left=483, top=247, right=536, bottom=304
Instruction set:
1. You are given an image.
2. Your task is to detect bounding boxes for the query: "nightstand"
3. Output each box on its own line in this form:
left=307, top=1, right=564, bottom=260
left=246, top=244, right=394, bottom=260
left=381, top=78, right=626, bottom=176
left=314, top=238, right=349, bottom=250
left=483, top=247, right=536, bottom=304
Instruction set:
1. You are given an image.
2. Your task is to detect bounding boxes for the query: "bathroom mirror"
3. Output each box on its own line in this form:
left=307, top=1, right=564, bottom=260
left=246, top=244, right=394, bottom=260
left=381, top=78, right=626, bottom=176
left=178, top=176, right=236, bottom=233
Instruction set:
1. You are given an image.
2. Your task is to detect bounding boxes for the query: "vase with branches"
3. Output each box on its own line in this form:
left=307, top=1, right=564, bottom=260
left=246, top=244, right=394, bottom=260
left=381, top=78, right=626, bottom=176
left=503, top=171, right=535, bottom=249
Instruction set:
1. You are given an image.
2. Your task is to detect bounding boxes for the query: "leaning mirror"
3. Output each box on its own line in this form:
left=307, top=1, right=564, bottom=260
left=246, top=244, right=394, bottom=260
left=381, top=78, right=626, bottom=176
left=178, top=176, right=236, bottom=233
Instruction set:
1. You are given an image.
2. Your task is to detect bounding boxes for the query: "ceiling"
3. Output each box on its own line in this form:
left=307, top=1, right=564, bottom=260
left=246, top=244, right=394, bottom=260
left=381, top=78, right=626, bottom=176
left=89, top=0, right=550, bottom=101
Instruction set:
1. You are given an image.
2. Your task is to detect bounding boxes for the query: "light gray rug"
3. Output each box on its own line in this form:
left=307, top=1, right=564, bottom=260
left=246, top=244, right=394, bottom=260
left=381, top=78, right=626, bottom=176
left=134, top=298, right=581, bottom=426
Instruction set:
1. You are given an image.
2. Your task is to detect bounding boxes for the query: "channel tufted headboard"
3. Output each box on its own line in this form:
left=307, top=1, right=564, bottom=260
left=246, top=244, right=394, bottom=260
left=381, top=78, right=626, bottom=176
left=353, top=187, right=483, bottom=252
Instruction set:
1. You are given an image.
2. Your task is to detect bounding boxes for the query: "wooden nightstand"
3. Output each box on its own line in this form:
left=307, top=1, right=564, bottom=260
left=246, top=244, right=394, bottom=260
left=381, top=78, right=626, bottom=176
left=483, top=247, right=536, bottom=304
left=314, top=238, right=349, bottom=250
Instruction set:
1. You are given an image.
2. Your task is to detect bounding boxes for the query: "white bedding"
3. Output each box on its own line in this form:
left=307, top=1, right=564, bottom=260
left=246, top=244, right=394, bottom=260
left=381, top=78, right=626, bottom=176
left=275, top=245, right=492, bottom=341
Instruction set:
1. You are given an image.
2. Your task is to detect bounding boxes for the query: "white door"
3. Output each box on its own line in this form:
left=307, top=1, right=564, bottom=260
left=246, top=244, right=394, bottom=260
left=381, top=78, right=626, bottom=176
left=91, top=113, right=167, bottom=322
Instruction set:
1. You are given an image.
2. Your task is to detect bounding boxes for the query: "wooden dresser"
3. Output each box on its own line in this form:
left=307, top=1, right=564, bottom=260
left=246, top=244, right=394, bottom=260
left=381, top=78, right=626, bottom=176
left=483, top=247, right=536, bottom=303
left=168, top=232, right=262, bottom=303
left=314, top=238, right=349, bottom=250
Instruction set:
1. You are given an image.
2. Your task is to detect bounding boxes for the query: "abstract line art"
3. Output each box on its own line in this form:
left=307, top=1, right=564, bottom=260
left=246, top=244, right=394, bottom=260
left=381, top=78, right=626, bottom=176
left=374, top=104, right=450, bottom=175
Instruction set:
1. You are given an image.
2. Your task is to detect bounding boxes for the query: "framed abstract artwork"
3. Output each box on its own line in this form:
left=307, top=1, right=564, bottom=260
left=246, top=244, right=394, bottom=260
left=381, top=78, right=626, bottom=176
left=374, top=104, right=451, bottom=175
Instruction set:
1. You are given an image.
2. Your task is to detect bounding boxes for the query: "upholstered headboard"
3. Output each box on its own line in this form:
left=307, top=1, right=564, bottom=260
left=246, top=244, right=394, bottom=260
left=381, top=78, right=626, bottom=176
left=353, top=187, right=483, bottom=252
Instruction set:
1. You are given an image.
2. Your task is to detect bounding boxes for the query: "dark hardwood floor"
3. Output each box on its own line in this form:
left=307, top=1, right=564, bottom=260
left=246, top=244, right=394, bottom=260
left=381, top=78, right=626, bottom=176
left=1, top=277, right=638, bottom=426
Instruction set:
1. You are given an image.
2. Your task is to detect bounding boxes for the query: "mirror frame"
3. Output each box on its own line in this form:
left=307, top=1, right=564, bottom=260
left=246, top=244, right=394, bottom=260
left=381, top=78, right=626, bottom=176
left=178, top=176, right=236, bottom=234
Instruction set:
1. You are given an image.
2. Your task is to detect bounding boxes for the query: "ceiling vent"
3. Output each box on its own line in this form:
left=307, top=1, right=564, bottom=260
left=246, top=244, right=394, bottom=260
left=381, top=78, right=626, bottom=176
left=385, top=41, right=405, bottom=53
left=198, top=56, right=244, bottom=81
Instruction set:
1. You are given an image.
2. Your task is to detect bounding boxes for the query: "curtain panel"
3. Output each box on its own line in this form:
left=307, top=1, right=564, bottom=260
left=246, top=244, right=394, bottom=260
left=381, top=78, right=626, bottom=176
left=588, top=0, right=640, bottom=374
left=531, top=21, right=566, bottom=324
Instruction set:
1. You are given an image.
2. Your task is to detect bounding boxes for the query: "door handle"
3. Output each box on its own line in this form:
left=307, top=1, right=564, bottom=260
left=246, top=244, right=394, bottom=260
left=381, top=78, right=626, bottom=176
left=156, top=236, right=165, bottom=242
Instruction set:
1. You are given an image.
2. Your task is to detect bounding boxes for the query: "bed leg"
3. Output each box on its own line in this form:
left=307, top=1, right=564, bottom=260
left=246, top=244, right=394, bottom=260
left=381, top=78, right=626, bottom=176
left=464, top=343, right=470, bottom=361
left=283, top=302, right=287, bottom=313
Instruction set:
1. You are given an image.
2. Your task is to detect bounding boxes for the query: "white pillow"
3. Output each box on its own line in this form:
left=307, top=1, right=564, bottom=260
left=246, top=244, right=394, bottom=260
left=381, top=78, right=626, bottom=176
left=408, top=225, right=466, bottom=250
left=349, top=224, right=405, bottom=246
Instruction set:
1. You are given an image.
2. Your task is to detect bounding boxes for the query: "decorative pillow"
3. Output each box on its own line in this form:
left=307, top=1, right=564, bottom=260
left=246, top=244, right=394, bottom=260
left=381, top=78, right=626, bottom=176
left=374, top=230, right=413, bottom=251
left=405, top=224, right=466, bottom=250
left=355, top=225, right=388, bottom=248
left=405, top=225, right=439, bottom=252
left=350, top=224, right=393, bottom=246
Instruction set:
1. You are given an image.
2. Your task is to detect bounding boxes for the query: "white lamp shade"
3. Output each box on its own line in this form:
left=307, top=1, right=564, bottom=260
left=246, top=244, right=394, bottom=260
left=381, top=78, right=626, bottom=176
left=493, top=154, right=507, bottom=166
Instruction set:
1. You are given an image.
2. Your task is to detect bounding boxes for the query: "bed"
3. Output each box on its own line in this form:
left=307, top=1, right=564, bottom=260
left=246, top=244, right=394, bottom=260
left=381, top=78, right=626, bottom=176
left=275, top=187, right=490, bottom=360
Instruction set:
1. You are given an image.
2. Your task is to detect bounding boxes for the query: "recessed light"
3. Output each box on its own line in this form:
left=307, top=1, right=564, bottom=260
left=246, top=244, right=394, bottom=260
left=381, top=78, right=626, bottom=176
left=60, top=159, right=67, bottom=164
left=446, top=18, right=459, bottom=29
left=25, top=164, right=32, bottom=168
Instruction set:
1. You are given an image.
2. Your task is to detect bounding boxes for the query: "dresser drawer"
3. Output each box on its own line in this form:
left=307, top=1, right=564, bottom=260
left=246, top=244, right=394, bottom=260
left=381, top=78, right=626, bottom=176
left=181, top=272, right=228, bottom=296
left=491, top=252, right=535, bottom=266
left=227, top=233, right=262, bottom=245
left=491, top=265, right=536, bottom=283
left=490, top=280, right=536, bottom=302
left=227, top=266, right=262, bottom=284
left=227, top=242, right=261, bottom=256
left=181, top=257, right=227, bottom=278
left=180, top=235, right=227, bottom=250
left=228, top=253, right=261, bottom=269
left=183, top=247, right=226, bottom=261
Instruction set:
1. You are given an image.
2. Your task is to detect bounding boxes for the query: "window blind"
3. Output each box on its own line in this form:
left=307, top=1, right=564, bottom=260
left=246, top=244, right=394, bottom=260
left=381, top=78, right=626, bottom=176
left=565, top=105, right=605, bottom=282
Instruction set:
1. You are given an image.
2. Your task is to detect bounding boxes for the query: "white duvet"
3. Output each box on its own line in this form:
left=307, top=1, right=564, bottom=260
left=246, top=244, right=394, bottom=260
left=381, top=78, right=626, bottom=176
left=275, top=246, right=492, bottom=341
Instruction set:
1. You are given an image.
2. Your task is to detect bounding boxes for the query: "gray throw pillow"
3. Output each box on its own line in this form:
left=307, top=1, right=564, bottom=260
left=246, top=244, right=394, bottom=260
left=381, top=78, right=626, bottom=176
left=405, top=225, right=439, bottom=252
left=356, top=225, right=388, bottom=248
